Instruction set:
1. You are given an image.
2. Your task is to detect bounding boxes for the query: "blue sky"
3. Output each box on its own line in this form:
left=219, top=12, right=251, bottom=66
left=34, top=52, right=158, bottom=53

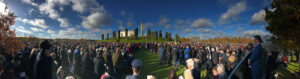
left=2, top=0, right=271, bottom=40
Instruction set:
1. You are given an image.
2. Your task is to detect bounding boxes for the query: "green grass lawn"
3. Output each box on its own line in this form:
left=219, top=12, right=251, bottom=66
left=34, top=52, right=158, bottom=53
left=133, top=48, right=185, bottom=79
left=133, top=48, right=210, bottom=79
left=133, top=48, right=300, bottom=79
left=277, top=55, right=300, bottom=79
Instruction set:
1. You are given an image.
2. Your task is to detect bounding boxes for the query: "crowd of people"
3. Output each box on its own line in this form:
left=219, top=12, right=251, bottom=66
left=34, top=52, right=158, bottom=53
left=0, top=35, right=298, bottom=79
left=0, top=39, right=144, bottom=79
left=144, top=35, right=297, bottom=79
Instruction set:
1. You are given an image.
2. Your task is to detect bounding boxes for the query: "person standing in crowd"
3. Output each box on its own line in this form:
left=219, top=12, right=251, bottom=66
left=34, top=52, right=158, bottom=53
left=184, top=46, right=191, bottom=60
left=126, top=59, right=142, bottom=79
left=172, top=46, right=179, bottom=68
left=112, top=48, right=124, bottom=77
left=211, top=48, right=219, bottom=66
left=295, top=49, right=299, bottom=62
left=33, top=40, right=53, bottom=79
left=82, top=52, right=94, bottom=79
left=215, top=64, right=227, bottom=79
left=27, top=48, right=38, bottom=79
left=159, top=45, right=165, bottom=65
left=184, top=58, right=194, bottom=79
left=248, top=35, right=266, bottom=79
left=103, top=47, right=113, bottom=67
left=73, top=46, right=83, bottom=77
left=94, top=48, right=106, bottom=78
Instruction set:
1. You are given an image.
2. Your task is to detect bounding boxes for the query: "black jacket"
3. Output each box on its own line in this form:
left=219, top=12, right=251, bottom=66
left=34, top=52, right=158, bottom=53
left=33, top=51, right=52, bottom=79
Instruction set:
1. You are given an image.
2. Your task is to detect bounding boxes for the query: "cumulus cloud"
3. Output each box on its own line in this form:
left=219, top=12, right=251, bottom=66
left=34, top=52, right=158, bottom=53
left=38, top=0, right=70, bottom=19
left=30, top=27, right=44, bottom=32
left=191, top=18, right=213, bottom=28
left=13, top=26, right=33, bottom=35
left=58, top=18, right=70, bottom=27
left=0, top=0, right=9, bottom=15
left=241, top=30, right=269, bottom=37
left=56, top=27, right=110, bottom=40
left=21, top=18, right=48, bottom=29
left=21, top=0, right=38, bottom=6
left=250, top=10, right=266, bottom=25
left=219, top=1, right=246, bottom=24
left=81, top=12, right=111, bottom=30
left=70, top=0, right=104, bottom=13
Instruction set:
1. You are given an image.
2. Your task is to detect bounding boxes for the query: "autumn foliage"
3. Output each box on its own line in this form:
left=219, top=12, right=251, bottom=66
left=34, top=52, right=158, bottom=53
left=0, top=4, right=22, bottom=55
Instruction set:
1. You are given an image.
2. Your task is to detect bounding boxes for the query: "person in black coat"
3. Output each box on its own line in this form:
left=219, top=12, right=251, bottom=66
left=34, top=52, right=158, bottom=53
left=94, top=51, right=106, bottom=79
left=33, top=40, right=53, bottom=79
left=27, top=49, right=38, bottom=79
left=82, top=52, right=94, bottom=79
left=211, top=48, right=219, bottom=66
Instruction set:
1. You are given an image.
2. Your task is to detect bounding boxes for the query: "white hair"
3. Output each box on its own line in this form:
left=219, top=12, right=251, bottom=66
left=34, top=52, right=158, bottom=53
left=217, top=64, right=225, bottom=74
left=186, top=59, right=195, bottom=69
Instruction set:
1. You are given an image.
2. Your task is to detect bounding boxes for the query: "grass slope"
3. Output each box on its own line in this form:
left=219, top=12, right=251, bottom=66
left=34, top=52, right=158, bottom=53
left=133, top=48, right=185, bottom=79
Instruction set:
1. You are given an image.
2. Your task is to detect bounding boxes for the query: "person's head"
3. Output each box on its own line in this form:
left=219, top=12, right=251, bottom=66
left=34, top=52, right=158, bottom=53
left=131, top=59, right=142, bottom=74
left=231, top=51, right=236, bottom=55
left=212, top=67, right=218, bottom=76
left=228, top=56, right=236, bottom=63
left=216, top=64, right=225, bottom=74
left=186, top=58, right=195, bottom=70
left=211, top=48, right=215, bottom=52
left=168, top=68, right=177, bottom=79
left=254, top=35, right=263, bottom=45
left=40, top=40, right=52, bottom=57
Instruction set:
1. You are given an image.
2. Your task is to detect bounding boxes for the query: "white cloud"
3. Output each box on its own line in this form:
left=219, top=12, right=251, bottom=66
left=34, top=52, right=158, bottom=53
left=59, top=7, right=64, bottom=11
left=0, top=0, right=9, bottom=15
left=70, top=0, right=104, bottom=13
left=38, top=0, right=70, bottom=19
left=81, top=12, right=111, bottom=30
left=30, top=27, right=44, bottom=32
left=184, top=28, right=193, bottom=34
left=198, top=28, right=211, bottom=34
left=55, top=27, right=110, bottom=40
left=219, top=1, right=246, bottom=24
left=58, top=18, right=70, bottom=27
left=21, top=18, right=48, bottom=29
left=47, top=29, right=55, bottom=35
left=13, top=26, right=33, bottom=34
left=241, top=30, right=269, bottom=37
left=191, top=18, right=213, bottom=28
left=250, top=10, right=266, bottom=25
left=28, top=8, right=34, bottom=15
left=21, top=0, right=38, bottom=6
left=58, top=27, right=82, bottom=36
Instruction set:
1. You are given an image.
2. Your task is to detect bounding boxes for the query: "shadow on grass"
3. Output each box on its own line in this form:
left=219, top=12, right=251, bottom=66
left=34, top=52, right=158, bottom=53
left=133, top=48, right=185, bottom=79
